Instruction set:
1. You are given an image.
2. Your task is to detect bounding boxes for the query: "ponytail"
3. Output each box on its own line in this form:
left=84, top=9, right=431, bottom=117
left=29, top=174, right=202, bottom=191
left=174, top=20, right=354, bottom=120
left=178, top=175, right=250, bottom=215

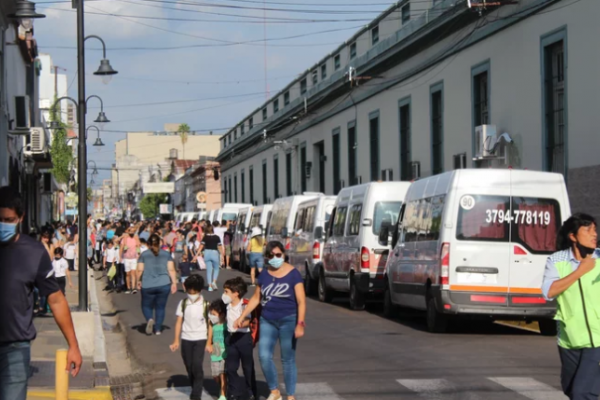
left=148, top=234, right=161, bottom=256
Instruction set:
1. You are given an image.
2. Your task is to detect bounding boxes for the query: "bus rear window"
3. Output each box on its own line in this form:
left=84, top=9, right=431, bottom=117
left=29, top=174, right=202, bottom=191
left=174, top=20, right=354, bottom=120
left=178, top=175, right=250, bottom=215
left=373, top=202, right=403, bottom=235
left=222, top=213, right=237, bottom=221
left=456, top=195, right=560, bottom=254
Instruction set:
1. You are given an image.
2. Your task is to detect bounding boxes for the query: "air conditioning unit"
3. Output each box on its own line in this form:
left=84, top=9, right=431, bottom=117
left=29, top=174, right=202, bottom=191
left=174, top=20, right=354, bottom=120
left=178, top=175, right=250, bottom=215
left=30, top=127, right=47, bottom=153
left=15, top=96, right=30, bottom=129
left=474, top=125, right=497, bottom=159
left=410, top=161, right=421, bottom=180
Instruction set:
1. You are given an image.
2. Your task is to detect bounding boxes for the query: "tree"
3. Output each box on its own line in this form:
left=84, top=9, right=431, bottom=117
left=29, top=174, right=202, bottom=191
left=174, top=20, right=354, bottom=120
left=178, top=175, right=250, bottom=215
left=49, top=97, right=73, bottom=184
left=139, top=193, right=164, bottom=219
left=177, top=123, right=190, bottom=160
left=87, top=187, right=93, bottom=203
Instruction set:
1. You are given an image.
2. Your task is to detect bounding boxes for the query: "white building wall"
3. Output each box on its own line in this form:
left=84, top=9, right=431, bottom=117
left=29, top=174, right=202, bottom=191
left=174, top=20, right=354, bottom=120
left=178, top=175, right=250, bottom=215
left=38, top=53, right=68, bottom=126
left=221, top=0, right=600, bottom=220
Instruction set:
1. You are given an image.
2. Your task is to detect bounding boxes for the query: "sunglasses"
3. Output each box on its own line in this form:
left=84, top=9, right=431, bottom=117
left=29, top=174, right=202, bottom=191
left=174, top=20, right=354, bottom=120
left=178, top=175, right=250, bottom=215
left=267, top=252, right=284, bottom=259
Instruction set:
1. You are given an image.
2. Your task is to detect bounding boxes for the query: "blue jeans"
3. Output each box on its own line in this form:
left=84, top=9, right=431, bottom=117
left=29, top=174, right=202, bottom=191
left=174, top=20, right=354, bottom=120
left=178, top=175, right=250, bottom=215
left=0, top=341, right=31, bottom=400
left=141, top=284, right=171, bottom=333
left=559, top=346, right=600, bottom=400
left=248, top=252, right=264, bottom=270
left=258, top=314, right=298, bottom=395
left=204, top=250, right=220, bottom=285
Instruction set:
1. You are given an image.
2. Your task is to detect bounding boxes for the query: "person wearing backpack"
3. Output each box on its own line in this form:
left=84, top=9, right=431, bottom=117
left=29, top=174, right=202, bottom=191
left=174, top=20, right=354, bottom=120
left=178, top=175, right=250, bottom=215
left=169, top=274, right=210, bottom=400
left=235, top=241, right=306, bottom=400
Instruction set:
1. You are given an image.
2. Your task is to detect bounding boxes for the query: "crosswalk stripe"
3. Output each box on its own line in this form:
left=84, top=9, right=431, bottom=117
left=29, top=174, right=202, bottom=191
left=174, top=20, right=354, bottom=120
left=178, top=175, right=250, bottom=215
left=397, top=379, right=458, bottom=399
left=283, top=382, right=343, bottom=400
left=488, top=377, right=567, bottom=400
left=155, top=386, right=214, bottom=399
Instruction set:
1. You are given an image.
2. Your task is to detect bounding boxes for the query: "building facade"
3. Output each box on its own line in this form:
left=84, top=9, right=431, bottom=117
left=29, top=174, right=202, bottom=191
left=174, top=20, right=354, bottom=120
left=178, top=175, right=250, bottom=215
left=216, top=0, right=600, bottom=222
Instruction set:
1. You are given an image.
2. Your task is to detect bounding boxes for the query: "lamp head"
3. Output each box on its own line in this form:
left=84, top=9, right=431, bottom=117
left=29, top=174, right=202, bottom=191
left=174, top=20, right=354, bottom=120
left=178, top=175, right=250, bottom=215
left=93, top=137, right=105, bottom=147
left=94, top=59, right=118, bottom=85
left=94, top=111, right=109, bottom=124
left=8, top=1, right=45, bottom=27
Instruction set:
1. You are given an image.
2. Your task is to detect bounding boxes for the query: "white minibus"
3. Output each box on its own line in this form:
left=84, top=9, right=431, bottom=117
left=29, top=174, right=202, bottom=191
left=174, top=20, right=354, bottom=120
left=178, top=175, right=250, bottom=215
left=267, top=193, right=322, bottom=250
left=321, top=182, right=411, bottom=310
left=288, top=196, right=336, bottom=295
left=383, top=169, right=570, bottom=333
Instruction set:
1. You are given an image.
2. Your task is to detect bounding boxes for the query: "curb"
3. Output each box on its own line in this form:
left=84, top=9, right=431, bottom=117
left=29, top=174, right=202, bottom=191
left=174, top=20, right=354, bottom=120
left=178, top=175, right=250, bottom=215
left=89, top=271, right=108, bottom=372
left=27, top=387, right=112, bottom=400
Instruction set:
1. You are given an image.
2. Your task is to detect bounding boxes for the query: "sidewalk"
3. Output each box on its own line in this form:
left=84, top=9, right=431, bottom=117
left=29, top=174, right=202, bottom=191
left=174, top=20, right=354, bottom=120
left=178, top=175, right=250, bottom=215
left=27, top=270, right=112, bottom=400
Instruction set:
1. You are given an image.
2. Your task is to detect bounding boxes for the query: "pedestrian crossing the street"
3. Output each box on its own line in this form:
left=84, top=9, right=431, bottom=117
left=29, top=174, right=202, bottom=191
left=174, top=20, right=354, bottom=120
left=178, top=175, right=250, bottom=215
left=154, top=377, right=566, bottom=400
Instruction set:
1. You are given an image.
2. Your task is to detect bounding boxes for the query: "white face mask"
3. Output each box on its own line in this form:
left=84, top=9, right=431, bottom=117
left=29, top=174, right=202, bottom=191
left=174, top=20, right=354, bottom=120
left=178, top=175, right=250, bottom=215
left=187, top=293, right=200, bottom=302
left=208, top=314, right=221, bottom=325
left=221, top=294, right=232, bottom=305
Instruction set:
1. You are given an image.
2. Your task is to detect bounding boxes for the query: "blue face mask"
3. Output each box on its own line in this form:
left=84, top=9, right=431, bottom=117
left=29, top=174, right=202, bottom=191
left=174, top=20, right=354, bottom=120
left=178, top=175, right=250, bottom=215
left=0, top=222, right=18, bottom=243
left=268, top=257, right=284, bottom=269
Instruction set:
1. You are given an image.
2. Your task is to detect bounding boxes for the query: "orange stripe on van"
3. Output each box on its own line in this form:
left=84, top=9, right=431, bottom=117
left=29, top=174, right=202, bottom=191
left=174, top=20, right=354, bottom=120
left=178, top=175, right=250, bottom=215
left=450, top=285, right=542, bottom=295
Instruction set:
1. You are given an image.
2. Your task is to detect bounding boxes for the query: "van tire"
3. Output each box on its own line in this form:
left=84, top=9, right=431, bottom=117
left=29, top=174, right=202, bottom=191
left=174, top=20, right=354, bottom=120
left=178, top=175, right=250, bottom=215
left=383, top=285, right=397, bottom=319
left=538, top=319, right=557, bottom=336
left=304, top=265, right=318, bottom=297
left=426, top=297, right=448, bottom=333
left=349, top=278, right=366, bottom=311
left=318, top=270, right=333, bottom=303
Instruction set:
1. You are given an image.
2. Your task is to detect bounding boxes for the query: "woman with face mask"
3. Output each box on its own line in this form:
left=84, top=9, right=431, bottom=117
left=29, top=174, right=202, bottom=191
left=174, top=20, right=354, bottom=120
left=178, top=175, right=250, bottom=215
left=234, top=241, right=306, bottom=400
left=542, top=213, right=600, bottom=400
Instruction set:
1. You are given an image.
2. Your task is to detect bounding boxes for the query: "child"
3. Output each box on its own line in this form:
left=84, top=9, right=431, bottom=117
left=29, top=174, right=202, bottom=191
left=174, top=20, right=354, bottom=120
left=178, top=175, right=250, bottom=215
left=170, top=275, right=209, bottom=400
left=222, top=277, right=257, bottom=400
left=103, top=240, right=120, bottom=291
left=206, top=300, right=228, bottom=400
left=178, top=253, right=193, bottom=291
left=52, top=247, right=73, bottom=295
left=64, top=235, right=77, bottom=271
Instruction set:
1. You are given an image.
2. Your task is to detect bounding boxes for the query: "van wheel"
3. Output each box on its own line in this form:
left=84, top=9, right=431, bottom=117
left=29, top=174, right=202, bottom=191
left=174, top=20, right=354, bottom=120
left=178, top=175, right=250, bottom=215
left=538, top=319, right=557, bottom=336
left=349, top=278, right=366, bottom=311
left=318, top=270, right=333, bottom=303
left=304, top=266, right=317, bottom=297
left=383, top=285, right=397, bottom=319
left=426, top=297, right=448, bottom=333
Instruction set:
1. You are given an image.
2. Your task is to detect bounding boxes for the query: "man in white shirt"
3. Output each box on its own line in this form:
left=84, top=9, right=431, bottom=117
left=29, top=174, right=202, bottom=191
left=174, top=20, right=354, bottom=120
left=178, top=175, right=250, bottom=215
left=103, top=242, right=120, bottom=290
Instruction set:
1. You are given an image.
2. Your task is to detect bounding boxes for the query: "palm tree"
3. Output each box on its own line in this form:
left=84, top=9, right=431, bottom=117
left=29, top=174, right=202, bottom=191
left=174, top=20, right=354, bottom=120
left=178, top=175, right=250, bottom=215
left=177, top=123, right=190, bottom=160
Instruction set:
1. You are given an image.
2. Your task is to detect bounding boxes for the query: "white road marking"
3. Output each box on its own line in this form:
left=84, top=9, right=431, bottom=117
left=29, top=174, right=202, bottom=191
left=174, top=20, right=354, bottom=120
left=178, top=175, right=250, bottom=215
left=155, top=386, right=214, bottom=399
left=488, top=377, right=567, bottom=400
left=282, top=382, right=343, bottom=400
left=397, top=379, right=455, bottom=400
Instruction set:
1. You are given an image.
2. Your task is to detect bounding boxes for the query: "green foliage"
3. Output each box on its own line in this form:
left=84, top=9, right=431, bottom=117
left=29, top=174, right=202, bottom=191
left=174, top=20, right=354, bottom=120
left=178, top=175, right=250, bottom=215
left=87, top=187, right=93, bottom=203
left=139, top=193, right=165, bottom=219
left=49, top=98, right=73, bottom=184
left=177, top=123, right=190, bottom=159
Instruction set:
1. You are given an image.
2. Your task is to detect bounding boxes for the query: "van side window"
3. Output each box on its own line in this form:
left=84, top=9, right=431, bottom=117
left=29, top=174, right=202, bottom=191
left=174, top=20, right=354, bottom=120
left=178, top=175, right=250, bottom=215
left=303, top=207, right=314, bottom=232
left=333, top=207, right=348, bottom=236
left=327, top=207, right=337, bottom=238
left=428, top=195, right=445, bottom=241
left=402, top=201, right=419, bottom=243
left=295, top=209, right=305, bottom=231
left=348, top=204, right=362, bottom=236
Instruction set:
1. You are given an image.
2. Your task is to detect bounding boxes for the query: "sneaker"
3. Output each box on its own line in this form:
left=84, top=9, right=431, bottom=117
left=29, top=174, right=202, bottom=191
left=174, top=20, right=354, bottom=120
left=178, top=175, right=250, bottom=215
left=208, top=287, right=213, bottom=292
left=155, top=331, right=161, bottom=336
left=145, top=318, right=154, bottom=335
left=266, top=393, right=282, bottom=400
left=212, top=282, right=218, bottom=290
left=125, top=290, right=131, bottom=294
left=218, top=396, right=227, bottom=400
left=132, top=289, right=138, bottom=294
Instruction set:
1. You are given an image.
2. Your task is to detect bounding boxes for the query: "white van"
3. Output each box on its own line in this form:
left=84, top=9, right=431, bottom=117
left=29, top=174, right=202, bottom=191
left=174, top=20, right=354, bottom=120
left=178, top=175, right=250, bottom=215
left=383, top=169, right=570, bottom=334
left=209, top=204, right=252, bottom=224
left=320, top=182, right=411, bottom=310
left=267, top=193, right=323, bottom=250
left=232, top=206, right=254, bottom=269
left=239, top=204, right=274, bottom=272
left=288, top=196, right=336, bottom=296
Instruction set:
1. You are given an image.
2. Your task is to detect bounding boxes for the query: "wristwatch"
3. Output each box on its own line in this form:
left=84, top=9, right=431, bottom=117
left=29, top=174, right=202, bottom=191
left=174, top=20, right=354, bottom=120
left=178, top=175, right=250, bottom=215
left=297, top=321, right=306, bottom=327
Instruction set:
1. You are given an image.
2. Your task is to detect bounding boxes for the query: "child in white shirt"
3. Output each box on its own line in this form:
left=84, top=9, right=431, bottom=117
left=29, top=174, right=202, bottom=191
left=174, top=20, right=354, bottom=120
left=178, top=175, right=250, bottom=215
left=52, top=247, right=72, bottom=295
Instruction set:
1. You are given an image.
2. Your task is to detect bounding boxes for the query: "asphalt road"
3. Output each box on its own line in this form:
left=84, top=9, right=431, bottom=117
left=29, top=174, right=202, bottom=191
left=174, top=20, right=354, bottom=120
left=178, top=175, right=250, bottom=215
left=107, top=268, right=567, bottom=400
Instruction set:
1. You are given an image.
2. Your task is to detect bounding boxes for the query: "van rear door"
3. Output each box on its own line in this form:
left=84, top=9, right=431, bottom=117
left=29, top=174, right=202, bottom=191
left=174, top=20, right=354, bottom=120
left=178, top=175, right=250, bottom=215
left=507, top=194, right=561, bottom=303
left=454, top=194, right=512, bottom=304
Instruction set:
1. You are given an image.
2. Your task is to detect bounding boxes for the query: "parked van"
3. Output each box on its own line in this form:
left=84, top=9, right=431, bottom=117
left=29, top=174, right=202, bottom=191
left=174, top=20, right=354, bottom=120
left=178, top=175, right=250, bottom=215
left=267, top=193, right=323, bottom=250
left=320, top=182, right=411, bottom=310
left=232, top=206, right=254, bottom=269
left=383, top=169, right=570, bottom=334
left=238, top=204, right=273, bottom=272
left=288, top=196, right=336, bottom=295
left=208, top=204, right=252, bottom=224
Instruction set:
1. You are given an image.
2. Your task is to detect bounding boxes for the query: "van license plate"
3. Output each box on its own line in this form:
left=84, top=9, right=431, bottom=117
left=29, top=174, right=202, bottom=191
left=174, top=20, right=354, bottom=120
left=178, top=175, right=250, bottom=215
left=457, top=273, right=497, bottom=284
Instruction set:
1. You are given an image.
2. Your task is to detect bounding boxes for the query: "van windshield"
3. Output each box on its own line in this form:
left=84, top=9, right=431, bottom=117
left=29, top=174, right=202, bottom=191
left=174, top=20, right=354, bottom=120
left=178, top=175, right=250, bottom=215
left=222, top=213, right=237, bottom=222
left=373, top=202, right=403, bottom=235
left=456, top=194, right=561, bottom=254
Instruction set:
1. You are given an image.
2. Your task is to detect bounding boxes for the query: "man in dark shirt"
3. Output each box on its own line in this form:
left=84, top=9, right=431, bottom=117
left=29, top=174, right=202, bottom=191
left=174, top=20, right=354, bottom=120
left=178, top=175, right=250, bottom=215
left=0, top=187, right=82, bottom=400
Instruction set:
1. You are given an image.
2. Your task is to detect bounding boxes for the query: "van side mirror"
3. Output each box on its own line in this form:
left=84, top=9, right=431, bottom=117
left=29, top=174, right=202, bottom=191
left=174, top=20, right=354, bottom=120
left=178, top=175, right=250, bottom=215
left=282, top=227, right=289, bottom=238
left=314, top=226, right=323, bottom=240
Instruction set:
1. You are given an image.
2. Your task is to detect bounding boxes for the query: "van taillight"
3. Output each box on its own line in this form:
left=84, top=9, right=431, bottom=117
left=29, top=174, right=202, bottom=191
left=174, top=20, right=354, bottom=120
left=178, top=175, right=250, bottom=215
left=312, top=242, right=320, bottom=260
left=361, top=247, right=370, bottom=270
left=285, top=239, right=291, bottom=250
left=440, top=242, right=450, bottom=285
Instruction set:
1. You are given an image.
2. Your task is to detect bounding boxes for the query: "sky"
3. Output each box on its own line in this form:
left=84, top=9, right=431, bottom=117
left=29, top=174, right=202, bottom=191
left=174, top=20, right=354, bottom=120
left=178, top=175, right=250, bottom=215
left=33, top=0, right=394, bottom=186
